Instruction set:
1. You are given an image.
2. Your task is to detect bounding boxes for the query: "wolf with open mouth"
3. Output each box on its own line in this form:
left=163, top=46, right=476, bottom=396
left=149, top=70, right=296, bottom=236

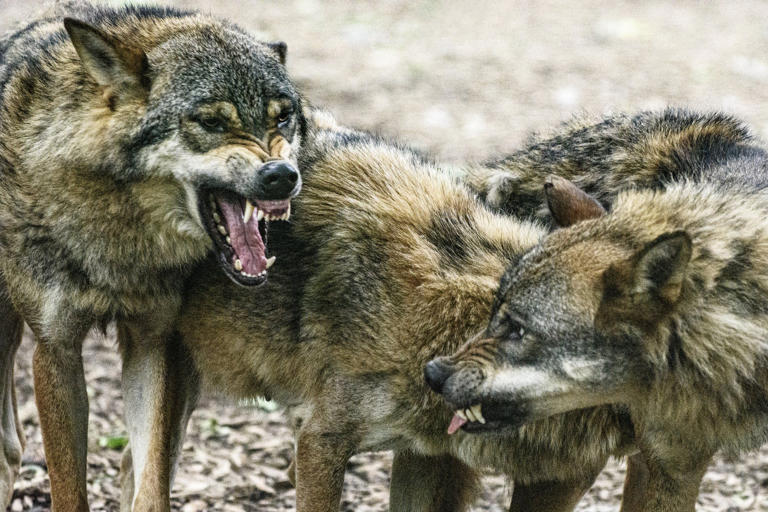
left=0, top=2, right=303, bottom=510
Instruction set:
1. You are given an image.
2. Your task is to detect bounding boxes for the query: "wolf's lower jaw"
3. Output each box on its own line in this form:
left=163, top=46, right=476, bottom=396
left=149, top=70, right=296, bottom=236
left=198, top=190, right=291, bottom=286
left=447, top=403, right=485, bottom=434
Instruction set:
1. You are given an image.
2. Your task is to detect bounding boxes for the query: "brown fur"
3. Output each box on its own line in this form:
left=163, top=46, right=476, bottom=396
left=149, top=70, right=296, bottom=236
left=436, top=167, right=768, bottom=510
left=0, top=3, right=302, bottom=510
left=170, top=113, right=636, bottom=510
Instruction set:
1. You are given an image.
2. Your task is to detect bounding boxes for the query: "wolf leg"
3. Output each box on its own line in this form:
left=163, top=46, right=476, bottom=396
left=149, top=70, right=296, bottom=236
left=0, top=281, right=24, bottom=507
left=389, top=450, right=480, bottom=512
left=119, top=446, right=135, bottom=512
left=641, top=455, right=710, bottom=512
left=32, top=322, right=91, bottom=511
left=119, top=318, right=199, bottom=512
left=620, top=453, right=650, bottom=512
left=509, top=465, right=604, bottom=512
left=294, top=412, right=358, bottom=512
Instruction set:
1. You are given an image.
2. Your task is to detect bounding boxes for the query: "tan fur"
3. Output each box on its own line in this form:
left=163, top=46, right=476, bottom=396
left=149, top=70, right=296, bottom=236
left=0, top=3, right=302, bottom=510
left=443, top=178, right=768, bottom=511
left=172, top=119, right=636, bottom=511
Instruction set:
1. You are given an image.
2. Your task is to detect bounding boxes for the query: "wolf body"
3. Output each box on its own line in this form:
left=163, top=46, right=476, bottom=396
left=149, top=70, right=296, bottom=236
left=430, top=110, right=768, bottom=511
left=0, top=3, right=303, bottom=510
left=166, top=112, right=638, bottom=512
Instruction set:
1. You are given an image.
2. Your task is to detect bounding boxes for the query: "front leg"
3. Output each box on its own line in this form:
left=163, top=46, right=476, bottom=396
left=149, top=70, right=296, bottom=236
left=0, top=282, right=25, bottom=507
left=119, top=318, right=199, bottom=512
left=294, top=411, right=359, bottom=512
left=390, top=450, right=480, bottom=512
left=509, top=464, right=604, bottom=512
left=620, top=452, right=650, bottom=512
left=641, top=455, right=711, bottom=512
left=31, top=320, right=92, bottom=512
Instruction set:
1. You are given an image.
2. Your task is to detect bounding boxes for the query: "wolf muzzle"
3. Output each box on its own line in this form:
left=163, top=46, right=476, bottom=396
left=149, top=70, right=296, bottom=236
left=255, top=160, right=301, bottom=200
left=424, top=357, right=454, bottom=394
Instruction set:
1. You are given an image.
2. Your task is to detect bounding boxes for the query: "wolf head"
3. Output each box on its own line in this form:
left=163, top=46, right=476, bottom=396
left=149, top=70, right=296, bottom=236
left=425, top=177, right=693, bottom=434
left=62, top=14, right=303, bottom=286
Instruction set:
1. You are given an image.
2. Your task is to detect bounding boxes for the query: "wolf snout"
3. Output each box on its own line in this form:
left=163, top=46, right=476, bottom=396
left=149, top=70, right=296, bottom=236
left=424, top=357, right=454, bottom=394
left=257, top=160, right=301, bottom=200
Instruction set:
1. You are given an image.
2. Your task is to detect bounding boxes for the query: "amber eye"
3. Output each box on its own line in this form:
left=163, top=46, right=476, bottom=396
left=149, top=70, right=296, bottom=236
left=277, top=110, right=293, bottom=129
left=198, top=116, right=226, bottom=133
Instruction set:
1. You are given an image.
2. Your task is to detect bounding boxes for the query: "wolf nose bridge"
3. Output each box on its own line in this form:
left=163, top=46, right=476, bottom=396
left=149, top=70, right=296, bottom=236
left=256, top=160, right=300, bottom=200
left=424, top=358, right=453, bottom=393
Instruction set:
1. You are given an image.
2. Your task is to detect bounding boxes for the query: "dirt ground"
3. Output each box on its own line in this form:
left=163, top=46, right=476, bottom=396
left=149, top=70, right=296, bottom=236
left=3, top=0, right=768, bottom=510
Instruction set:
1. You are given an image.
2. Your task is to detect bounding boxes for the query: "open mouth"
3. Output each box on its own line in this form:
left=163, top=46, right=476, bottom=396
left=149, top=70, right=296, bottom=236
left=446, top=401, right=528, bottom=435
left=199, top=191, right=292, bottom=286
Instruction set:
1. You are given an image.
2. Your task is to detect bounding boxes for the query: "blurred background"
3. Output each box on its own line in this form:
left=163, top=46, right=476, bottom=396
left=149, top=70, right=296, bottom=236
left=3, top=0, right=768, bottom=510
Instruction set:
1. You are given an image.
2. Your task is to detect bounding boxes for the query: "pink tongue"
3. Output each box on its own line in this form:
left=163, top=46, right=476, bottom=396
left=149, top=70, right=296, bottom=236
left=447, top=414, right=468, bottom=435
left=217, top=197, right=266, bottom=275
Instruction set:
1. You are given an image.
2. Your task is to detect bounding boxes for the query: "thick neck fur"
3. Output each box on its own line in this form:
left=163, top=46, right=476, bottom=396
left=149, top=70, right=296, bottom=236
left=188, top=128, right=545, bottom=401
left=179, top=127, right=632, bottom=479
left=294, top=129, right=543, bottom=361
left=603, top=180, right=768, bottom=448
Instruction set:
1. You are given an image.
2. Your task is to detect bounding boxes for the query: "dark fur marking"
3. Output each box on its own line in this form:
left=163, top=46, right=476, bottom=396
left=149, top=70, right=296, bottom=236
left=666, top=322, right=687, bottom=370
left=426, top=209, right=472, bottom=265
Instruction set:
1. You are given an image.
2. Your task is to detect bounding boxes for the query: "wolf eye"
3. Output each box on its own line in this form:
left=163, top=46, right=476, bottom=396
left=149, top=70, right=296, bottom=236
left=198, top=116, right=226, bottom=133
left=501, top=316, right=526, bottom=341
left=509, top=321, right=526, bottom=340
left=277, top=110, right=293, bottom=129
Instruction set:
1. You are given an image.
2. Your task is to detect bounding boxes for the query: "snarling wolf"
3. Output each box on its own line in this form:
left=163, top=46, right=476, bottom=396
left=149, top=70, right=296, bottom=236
left=135, top=110, right=637, bottom=512
left=0, top=2, right=303, bottom=510
left=429, top=110, right=768, bottom=511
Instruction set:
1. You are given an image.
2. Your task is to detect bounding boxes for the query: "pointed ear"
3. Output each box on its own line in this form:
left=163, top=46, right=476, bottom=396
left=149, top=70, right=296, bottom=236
left=630, top=231, right=692, bottom=303
left=64, top=18, right=149, bottom=96
left=266, top=41, right=287, bottom=65
left=544, top=175, right=606, bottom=227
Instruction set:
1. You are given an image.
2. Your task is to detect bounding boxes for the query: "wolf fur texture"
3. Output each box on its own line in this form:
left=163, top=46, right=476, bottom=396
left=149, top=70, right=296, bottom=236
left=0, top=2, right=303, bottom=510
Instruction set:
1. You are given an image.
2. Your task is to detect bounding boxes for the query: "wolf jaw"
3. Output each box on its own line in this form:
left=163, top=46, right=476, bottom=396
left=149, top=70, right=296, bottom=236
left=446, top=400, right=532, bottom=434
left=198, top=191, right=291, bottom=286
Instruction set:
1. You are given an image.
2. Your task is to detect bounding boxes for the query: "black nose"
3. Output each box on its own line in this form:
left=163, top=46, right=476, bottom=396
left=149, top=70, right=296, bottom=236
left=424, top=358, right=453, bottom=394
left=258, top=161, right=300, bottom=199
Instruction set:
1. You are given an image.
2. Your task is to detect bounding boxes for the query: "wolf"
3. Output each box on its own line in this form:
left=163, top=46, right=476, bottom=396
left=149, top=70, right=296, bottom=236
left=0, top=3, right=303, bottom=510
left=428, top=111, right=768, bottom=511
left=130, top=109, right=639, bottom=512
left=463, top=109, right=754, bottom=223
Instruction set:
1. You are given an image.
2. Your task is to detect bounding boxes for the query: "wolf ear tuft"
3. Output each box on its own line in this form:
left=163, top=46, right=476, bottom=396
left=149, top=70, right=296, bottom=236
left=266, top=41, right=288, bottom=65
left=630, top=231, right=692, bottom=304
left=64, top=17, right=149, bottom=96
left=544, top=175, right=606, bottom=227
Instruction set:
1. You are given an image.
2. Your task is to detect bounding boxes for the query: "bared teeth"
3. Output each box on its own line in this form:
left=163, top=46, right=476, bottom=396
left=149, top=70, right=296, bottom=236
left=455, top=409, right=467, bottom=421
left=464, top=407, right=477, bottom=422
left=218, top=225, right=227, bottom=236
left=266, top=256, right=276, bottom=269
left=213, top=212, right=221, bottom=223
left=471, top=404, right=485, bottom=424
left=234, top=259, right=243, bottom=271
left=225, top=236, right=231, bottom=245
left=261, top=209, right=291, bottom=222
left=243, top=200, right=255, bottom=223
left=239, top=269, right=268, bottom=279
left=257, top=209, right=265, bottom=222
